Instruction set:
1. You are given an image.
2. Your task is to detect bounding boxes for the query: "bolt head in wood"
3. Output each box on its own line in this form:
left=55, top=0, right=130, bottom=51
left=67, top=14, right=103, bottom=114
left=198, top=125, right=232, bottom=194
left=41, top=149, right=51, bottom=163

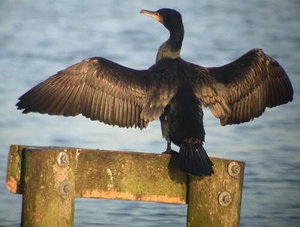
left=59, top=180, right=71, bottom=195
left=57, top=152, right=69, bottom=167
left=218, top=191, right=232, bottom=207
left=228, top=161, right=240, bottom=177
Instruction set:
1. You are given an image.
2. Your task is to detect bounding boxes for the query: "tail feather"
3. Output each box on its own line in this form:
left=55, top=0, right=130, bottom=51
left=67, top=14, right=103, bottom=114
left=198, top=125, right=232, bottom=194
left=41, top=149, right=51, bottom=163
left=179, top=142, right=214, bottom=176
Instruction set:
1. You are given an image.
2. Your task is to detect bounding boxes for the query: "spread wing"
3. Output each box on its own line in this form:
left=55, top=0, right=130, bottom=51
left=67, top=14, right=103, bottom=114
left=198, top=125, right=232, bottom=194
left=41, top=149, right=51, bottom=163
left=17, top=57, right=177, bottom=129
left=191, top=49, right=293, bottom=125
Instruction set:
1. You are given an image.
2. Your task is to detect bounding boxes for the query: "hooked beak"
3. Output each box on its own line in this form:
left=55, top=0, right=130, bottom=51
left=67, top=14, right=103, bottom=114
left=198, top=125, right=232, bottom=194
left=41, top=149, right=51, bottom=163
left=140, top=9, right=163, bottom=23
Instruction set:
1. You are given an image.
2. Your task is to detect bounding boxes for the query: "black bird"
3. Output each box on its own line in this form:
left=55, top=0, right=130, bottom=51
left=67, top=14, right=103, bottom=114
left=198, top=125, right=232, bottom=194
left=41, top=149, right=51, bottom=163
left=16, top=8, right=293, bottom=176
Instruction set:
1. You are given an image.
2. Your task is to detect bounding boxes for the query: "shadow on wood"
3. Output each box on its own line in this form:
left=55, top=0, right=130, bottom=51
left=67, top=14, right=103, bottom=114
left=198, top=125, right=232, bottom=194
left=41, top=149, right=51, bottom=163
left=6, top=144, right=244, bottom=227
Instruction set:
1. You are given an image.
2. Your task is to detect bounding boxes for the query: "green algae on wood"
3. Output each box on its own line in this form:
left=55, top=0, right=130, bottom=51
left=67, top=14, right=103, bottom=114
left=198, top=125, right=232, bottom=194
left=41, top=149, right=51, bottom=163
left=187, top=158, right=245, bottom=227
left=21, top=147, right=76, bottom=227
left=75, top=149, right=187, bottom=203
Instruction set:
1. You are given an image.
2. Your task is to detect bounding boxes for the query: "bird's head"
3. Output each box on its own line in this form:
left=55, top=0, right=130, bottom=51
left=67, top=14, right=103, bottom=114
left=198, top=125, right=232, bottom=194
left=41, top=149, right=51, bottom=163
left=140, top=8, right=183, bottom=33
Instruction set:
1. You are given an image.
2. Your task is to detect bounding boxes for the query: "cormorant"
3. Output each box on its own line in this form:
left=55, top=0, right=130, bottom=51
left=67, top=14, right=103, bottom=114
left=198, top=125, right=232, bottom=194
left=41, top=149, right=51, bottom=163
left=16, top=8, right=293, bottom=176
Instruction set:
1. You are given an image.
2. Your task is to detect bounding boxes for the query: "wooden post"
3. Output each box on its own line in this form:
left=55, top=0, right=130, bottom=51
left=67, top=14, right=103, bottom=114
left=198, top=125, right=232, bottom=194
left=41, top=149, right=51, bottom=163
left=187, top=159, right=244, bottom=227
left=6, top=145, right=244, bottom=227
left=21, top=148, right=75, bottom=227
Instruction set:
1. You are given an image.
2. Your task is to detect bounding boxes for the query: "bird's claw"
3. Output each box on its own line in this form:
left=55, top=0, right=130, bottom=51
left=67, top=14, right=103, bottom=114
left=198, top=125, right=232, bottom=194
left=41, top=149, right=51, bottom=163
left=162, top=149, right=178, bottom=155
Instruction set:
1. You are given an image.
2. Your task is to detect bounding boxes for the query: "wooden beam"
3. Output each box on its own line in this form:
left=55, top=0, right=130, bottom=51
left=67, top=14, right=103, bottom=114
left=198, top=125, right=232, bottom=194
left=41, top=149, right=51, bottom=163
left=6, top=144, right=245, bottom=227
left=75, top=148, right=187, bottom=203
left=7, top=145, right=187, bottom=204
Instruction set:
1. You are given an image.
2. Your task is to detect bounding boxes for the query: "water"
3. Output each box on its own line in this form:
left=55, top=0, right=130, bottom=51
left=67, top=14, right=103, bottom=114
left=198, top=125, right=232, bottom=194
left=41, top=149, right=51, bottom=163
left=0, top=0, right=299, bottom=226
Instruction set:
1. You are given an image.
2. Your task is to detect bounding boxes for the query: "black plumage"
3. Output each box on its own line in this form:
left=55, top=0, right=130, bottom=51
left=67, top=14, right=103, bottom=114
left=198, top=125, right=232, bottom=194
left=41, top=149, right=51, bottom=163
left=16, top=8, right=293, bottom=176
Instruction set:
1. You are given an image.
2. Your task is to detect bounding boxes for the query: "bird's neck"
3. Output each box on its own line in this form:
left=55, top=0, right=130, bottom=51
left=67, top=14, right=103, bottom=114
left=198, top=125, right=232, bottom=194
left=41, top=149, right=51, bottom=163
left=156, top=26, right=184, bottom=62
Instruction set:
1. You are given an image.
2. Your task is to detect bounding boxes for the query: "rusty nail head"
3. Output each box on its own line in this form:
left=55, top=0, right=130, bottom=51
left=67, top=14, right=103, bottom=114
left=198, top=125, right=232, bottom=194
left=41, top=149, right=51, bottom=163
left=219, top=191, right=232, bottom=207
left=57, top=152, right=69, bottom=167
left=59, top=180, right=71, bottom=195
left=228, top=161, right=240, bottom=177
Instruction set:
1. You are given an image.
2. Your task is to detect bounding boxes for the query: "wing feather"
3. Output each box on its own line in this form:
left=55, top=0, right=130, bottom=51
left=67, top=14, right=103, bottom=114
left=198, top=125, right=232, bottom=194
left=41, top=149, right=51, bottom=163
left=191, top=49, right=293, bottom=125
left=16, top=57, right=158, bottom=129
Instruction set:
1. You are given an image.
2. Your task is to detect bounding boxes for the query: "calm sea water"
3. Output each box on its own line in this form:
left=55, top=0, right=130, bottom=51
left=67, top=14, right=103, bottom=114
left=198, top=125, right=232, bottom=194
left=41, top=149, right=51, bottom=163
left=0, top=0, right=299, bottom=226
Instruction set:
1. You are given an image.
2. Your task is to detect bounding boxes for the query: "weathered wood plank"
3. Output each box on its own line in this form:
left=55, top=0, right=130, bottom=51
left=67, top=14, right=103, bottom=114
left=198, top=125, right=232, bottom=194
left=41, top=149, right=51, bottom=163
left=6, top=145, right=187, bottom=204
left=21, top=148, right=75, bottom=227
left=75, top=148, right=187, bottom=203
left=187, top=159, right=245, bottom=227
left=6, top=144, right=245, bottom=227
